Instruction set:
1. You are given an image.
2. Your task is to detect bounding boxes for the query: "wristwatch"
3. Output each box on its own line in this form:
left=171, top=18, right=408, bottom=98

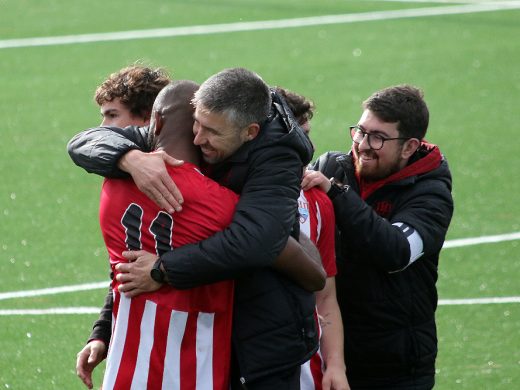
left=150, top=257, right=165, bottom=283
left=327, top=177, right=349, bottom=201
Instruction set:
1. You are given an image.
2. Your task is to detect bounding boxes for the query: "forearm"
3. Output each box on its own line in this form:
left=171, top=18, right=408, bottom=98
left=67, top=126, right=151, bottom=178
left=161, top=225, right=284, bottom=289
left=163, top=149, right=303, bottom=289
left=87, top=287, right=113, bottom=346
left=272, top=235, right=326, bottom=292
left=332, top=189, right=411, bottom=272
left=316, top=279, right=346, bottom=373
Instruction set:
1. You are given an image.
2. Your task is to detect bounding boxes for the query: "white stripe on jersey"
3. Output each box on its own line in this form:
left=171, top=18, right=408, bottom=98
left=131, top=300, right=157, bottom=389
left=196, top=313, right=215, bottom=390
left=315, top=200, right=322, bottom=243
left=162, top=310, right=188, bottom=390
left=103, top=294, right=131, bottom=390
left=300, top=359, right=315, bottom=389
left=103, top=294, right=222, bottom=390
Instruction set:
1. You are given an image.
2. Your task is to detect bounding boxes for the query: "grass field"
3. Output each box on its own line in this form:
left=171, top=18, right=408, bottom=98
left=1, top=0, right=519, bottom=388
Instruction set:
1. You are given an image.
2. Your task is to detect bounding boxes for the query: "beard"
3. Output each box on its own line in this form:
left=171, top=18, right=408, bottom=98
left=354, top=149, right=403, bottom=183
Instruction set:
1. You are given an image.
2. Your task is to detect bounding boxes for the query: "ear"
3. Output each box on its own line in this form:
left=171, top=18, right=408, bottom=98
left=401, top=138, right=421, bottom=159
left=241, top=123, right=260, bottom=142
left=152, top=111, right=163, bottom=136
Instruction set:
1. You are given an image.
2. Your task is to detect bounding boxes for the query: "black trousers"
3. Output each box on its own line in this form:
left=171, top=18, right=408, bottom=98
left=349, top=375, right=434, bottom=390
left=230, top=365, right=301, bottom=390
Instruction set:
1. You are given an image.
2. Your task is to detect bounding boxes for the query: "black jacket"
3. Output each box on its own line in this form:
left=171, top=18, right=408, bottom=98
left=68, top=91, right=318, bottom=382
left=311, top=144, right=453, bottom=386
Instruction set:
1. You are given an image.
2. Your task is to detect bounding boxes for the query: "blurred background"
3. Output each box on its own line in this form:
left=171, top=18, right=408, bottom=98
left=1, top=1, right=519, bottom=388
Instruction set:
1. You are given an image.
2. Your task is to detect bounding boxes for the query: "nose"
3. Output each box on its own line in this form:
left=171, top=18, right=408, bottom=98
left=357, top=133, right=371, bottom=150
left=193, top=124, right=205, bottom=146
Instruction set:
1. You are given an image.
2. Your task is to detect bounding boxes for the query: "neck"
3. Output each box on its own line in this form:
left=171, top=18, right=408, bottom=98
left=158, top=146, right=200, bottom=167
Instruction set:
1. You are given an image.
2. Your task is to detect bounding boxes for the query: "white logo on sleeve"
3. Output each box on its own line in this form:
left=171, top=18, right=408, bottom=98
left=389, top=222, right=424, bottom=273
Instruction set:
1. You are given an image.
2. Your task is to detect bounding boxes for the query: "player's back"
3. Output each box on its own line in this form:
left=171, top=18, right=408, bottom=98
left=99, top=163, right=238, bottom=390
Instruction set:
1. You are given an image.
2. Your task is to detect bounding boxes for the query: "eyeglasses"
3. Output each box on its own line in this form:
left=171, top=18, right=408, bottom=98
left=349, top=125, right=410, bottom=150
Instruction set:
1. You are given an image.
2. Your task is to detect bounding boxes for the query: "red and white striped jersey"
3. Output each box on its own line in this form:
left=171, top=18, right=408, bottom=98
left=298, top=187, right=337, bottom=390
left=99, top=163, right=238, bottom=390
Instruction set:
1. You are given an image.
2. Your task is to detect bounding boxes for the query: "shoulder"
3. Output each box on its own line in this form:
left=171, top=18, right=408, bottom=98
left=253, top=111, right=314, bottom=165
left=304, top=187, right=335, bottom=219
left=310, top=151, right=350, bottom=176
left=414, top=150, right=453, bottom=198
left=169, top=164, right=239, bottom=203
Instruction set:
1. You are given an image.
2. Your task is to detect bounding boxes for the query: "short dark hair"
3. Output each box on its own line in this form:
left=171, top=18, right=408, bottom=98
left=94, top=65, right=171, bottom=119
left=275, top=87, right=315, bottom=125
left=192, top=67, right=271, bottom=129
left=363, top=85, right=429, bottom=140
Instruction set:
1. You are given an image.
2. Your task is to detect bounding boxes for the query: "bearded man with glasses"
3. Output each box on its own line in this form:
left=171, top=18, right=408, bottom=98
left=302, top=85, right=454, bottom=389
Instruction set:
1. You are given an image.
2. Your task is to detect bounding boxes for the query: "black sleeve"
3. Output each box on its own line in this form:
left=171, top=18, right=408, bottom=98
left=162, top=145, right=302, bottom=289
left=87, top=287, right=113, bottom=346
left=309, top=151, right=343, bottom=176
left=67, top=125, right=152, bottom=178
left=331, top=177, right=453, bottom=273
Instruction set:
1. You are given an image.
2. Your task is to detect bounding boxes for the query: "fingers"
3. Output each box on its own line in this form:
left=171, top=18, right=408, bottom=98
left=122, top=250, right=143, bottom=262
left=161, top=175, right=184, bottom=211
left=116, top=263, right=130, bottom=275
left=143, top=175, right=183, bottom=214
left=122, top=288, right=143, bottom=298
left=301, top=173, right=320, bottom=191
left=117, top=281, right=136, bottom=292
left=129, top=151, right=184, bottom=213
left=301, top=169, right=319, bottom=190
left=162, top=153, right=184, bottom=167
left=115, top=272, right=133, bottom=284
left=121, top=250, right=156, bottom=263
left=76, top=347, right=93, bottom=389
left=117, top=281, right=144, bottom=298
left=153, top=151, right=184, bottom=212
left=145, top=185, right=177, bottom=214
left=302, top=170, right=330, bottom=192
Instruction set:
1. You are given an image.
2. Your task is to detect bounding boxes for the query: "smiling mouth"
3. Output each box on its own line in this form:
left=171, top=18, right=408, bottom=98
left=201, top=146, right=215, bottom=154
left=359, top=154, right=376, bottom=162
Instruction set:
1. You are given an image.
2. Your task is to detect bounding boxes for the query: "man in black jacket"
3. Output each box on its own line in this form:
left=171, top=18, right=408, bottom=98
left=302, top=85, right=454, bottom=389
left=69, top=67, right=321, bottom=389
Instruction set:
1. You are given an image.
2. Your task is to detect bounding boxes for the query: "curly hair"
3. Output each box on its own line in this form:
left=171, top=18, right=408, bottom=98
left=94, top=65, right=171, bottom=119
left=274, top=87, right=315, bottom=125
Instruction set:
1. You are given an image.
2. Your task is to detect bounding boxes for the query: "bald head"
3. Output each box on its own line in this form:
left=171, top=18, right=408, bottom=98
left=151, top=80, right=199, bottom=159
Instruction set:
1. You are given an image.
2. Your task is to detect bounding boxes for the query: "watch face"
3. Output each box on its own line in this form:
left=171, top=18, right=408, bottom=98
left=151, top=267, right=164, bottom=283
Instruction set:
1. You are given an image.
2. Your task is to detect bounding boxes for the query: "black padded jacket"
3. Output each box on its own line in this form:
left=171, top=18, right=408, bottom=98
left=68, top=91, right=319, bottom=383
left=311, top=144, right=453, bottom=387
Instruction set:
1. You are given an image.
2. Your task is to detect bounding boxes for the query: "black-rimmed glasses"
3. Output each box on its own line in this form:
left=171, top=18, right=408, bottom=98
left=349, top=125, right=410, bottom=150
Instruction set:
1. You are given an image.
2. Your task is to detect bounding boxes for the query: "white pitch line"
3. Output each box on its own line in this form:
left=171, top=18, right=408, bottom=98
left=0, top=232, right=518, bottom=301
left=1, top=2, right=520, bottom=49
left=439, top=296, right=520, bottom=305
left=442, top=231, right=520, bottom=249
left=377, top=0, right=518, bottom=4
left=1, top=296, right=519, bottom=316
left=0, top=281, right=109, bottom=301
left=0, top=307, right=100, bottom=315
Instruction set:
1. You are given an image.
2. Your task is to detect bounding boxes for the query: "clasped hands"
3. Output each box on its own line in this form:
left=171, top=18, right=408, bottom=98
left=115, top=250, right=163, bottom=298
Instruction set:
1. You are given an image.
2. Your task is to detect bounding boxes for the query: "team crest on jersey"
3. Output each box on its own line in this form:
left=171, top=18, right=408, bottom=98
left=299, top=205, right=310, bottom=223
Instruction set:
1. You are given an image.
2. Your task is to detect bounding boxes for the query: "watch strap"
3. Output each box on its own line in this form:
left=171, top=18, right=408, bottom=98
left=150, top=257, right=165, bottom=283
left=327, top=177, right=349, bottom=200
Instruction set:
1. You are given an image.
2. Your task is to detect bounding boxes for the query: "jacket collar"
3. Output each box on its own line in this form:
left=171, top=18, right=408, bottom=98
left=355, top=141, right=442, bottom=200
